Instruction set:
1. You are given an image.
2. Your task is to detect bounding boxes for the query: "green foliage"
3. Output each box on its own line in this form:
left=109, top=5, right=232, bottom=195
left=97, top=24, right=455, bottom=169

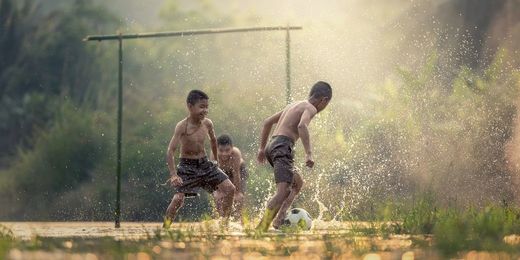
left=372, top=194, right=520, bottom=256
left=430, top=206, right=520, bottom=256
left=325, top=49, right=519, bottom=221
left=0, top=0, right=118, bottom=156
left=0, top=224, right=14, bottom=259
left=1, top=0, right=520, bottom=225
left=400, top=195, right=438, bottom=234
left=0, top=101, right=109, bottom=219
left=432, top=209, right=469, bottom=255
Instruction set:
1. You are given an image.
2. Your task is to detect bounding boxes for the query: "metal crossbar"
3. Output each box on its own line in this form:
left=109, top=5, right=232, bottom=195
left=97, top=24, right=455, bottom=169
left=84, top=26, right=302, bottom=41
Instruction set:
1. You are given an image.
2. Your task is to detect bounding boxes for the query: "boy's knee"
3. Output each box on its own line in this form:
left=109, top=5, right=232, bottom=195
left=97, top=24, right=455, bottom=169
left=213, top=190, right=222, bottom=200
left=276, top=185, right=291, bottom=197
left=221, top=181, right=236, bottom=196
left=173, top=193, right=185, bottom=205
left=292, top=174, right=303, bottom=192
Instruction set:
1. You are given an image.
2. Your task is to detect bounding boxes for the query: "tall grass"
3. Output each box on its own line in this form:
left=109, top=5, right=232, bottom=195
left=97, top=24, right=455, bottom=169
left=373, top=194, right=520, bottom=256
left=0, top=224, right=14, bottom=259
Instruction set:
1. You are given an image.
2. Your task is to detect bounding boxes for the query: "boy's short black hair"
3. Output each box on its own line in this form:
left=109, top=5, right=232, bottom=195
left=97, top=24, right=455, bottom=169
left=186, top=90, right=209, bottom=105
left=217, top=134, right=233, bottom=146
left=309, top=81, right=332, bottom=99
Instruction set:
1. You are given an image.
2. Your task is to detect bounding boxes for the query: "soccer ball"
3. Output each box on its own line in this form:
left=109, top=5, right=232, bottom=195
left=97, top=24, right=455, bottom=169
left=282, top=208, right=313, bottom=230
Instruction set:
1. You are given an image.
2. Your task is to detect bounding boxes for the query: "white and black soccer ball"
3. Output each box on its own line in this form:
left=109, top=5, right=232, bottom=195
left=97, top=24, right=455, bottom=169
left=282, top=208, right=313, bottom=230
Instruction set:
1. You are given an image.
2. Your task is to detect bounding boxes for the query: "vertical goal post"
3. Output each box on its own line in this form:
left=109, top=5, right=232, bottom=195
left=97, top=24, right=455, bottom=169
left=84, top=25, right=302, bottom=228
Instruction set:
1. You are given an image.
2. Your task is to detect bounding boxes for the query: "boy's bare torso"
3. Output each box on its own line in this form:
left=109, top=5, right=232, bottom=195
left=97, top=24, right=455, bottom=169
left=179, top=117, right=212, bottom=159
left=218, top=147, right=244, bottom=173
left=272, top=101, right=317, bottom=142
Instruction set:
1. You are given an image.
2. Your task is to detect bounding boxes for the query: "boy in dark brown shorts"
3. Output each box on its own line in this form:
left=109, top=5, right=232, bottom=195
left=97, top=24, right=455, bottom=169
left=163, top=90, right=236, bottom=228
left=256, top=81, right=332, bottom=231
left=213, top=134, right=248, bottom=219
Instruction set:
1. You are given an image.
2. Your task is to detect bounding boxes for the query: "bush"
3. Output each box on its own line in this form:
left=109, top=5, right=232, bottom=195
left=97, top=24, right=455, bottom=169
left=0, top=101, right=108, bottom=220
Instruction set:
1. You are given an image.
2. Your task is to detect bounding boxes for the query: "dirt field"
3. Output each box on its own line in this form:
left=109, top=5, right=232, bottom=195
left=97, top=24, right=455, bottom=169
left=1, top=222, right=517, bottom=259
left=0, top=221, right=392, bottom=240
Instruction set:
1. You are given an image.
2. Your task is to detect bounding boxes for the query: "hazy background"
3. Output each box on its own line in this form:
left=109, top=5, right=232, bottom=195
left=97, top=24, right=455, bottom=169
left=1, top=0, right=519, bottom=221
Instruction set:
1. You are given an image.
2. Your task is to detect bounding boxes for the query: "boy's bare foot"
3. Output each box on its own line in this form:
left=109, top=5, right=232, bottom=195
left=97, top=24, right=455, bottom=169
left=218, top=217, right=231, bottom=232
left=162, top=216, right=173, bottom=229
left=272, top=219, right=282, bottom=230
left=256, top=208, right=276, bottom=232
left=272, top=212, right=287, bottom=230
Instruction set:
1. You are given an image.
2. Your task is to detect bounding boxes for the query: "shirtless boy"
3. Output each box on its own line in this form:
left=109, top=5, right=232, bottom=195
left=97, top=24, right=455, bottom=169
left=213, top=134, right=248, bottom=219
left=256, top=81, right=332, bottom=231
left=163, top=90, right=236, bottom=228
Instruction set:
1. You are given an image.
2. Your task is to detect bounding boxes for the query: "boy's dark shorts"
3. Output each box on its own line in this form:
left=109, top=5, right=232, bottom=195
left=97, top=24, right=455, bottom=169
left=265, top=135, right=296, bottom=183
left=176, top=157, right=229, bottom=197
left=224, top=163, right=248, bottom=192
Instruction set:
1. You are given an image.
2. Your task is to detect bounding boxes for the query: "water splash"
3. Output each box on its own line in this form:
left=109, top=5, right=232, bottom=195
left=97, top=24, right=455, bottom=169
left=311, top=167, right=329, bottom=221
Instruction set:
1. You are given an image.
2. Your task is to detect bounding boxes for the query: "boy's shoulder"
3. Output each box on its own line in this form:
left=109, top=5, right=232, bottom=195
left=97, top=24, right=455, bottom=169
left=202, top=118, right=214, bottom=127
left=174, top=117, right=212, bottom=128
left=300, top=100, right=317, bottom=113
left=231, top=147, right=244, bottom=162
left=288, top=100, right=312, bottom=108
left=175, top=118, right=188, bottom=129
left=286, top=100, right=316, bottom=114
left=232, top=147, right=242, bottom=156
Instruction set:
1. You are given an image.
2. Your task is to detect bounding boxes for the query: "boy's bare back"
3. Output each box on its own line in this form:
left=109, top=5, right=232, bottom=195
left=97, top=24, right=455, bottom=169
left=257, top=81, right=332, bottom=169
left=272, top=101, right=317, bottom=142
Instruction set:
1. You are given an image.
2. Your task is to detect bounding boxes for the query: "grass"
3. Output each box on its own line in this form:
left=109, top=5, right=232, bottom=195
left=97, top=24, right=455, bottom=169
left=0, top=224, right=14, bottom=259
left=373, top=196, right=520, bottom=256
left=431, top=205, right=520, bottom=256
left=3, top=199, right=520, bottom=258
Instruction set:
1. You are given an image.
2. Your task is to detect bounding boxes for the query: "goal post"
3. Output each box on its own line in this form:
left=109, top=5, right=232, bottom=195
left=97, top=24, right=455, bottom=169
left=84, top=25, right=302, bottom=228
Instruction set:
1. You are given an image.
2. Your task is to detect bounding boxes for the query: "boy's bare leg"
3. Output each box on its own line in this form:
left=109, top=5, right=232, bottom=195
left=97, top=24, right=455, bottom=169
left=256, top=182, right=291, bottom=232
left=233, top=192, right=245, bottom=220
left=164, top=193, right=185, bottom=228
left=216, top=179, right=236, bottom=219
left=215, top=189, right=244, bottom=221
left=212, top=190, right=224, bottom=216
left=273, top=172, right=303, bottom=229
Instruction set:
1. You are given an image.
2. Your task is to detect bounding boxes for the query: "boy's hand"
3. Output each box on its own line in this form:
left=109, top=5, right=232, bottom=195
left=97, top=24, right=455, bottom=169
left=170, top=174, right=183, bottom=187
left=305, top=153, right=314, bottom=168
left=257, top=149, right=266, bottom=164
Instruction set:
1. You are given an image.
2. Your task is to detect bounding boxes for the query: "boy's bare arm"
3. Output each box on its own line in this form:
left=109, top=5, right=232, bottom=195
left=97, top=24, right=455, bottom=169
left=167, top=122, right=184, bottom=186
left=206, top=119, right=218, bottom=161
left=298, top=106, right=317, bottom=168
left=257, top=110, right=283, bottom=163
left=232, top=149, right=243, bottom=192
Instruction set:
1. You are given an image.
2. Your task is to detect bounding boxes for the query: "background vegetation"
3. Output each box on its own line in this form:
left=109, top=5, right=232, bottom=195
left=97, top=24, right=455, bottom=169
left=1, top=0, right=520, bottom=222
